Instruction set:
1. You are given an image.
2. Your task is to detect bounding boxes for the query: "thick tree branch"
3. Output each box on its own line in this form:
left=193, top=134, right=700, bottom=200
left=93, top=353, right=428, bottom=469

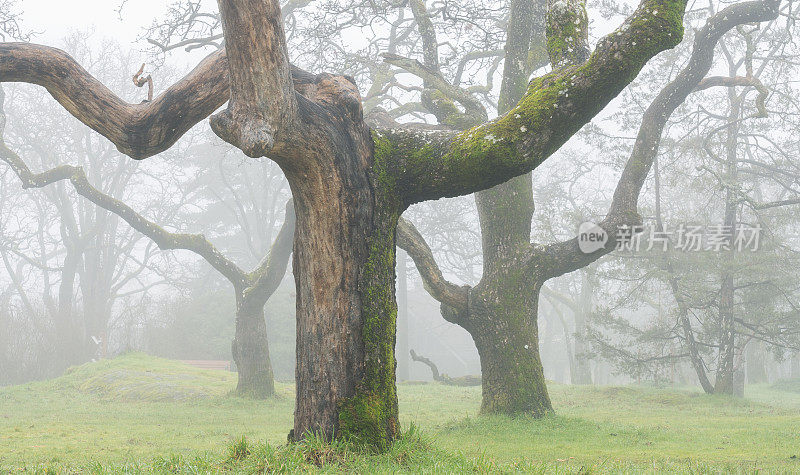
left=0, top=45, right=229, bottom=159
left=378, top=0, right=690, bottom=205
left=409, top=349, right=443, bottom=382
left=0, top=37, right=353, bottom=166
left=396, top=217, right=469, bottom=314
left=209, top=0, right=298, bottom=158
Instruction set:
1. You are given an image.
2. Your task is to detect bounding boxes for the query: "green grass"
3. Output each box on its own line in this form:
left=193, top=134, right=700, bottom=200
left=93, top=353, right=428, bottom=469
left=2, top=353, right=800, bottom=473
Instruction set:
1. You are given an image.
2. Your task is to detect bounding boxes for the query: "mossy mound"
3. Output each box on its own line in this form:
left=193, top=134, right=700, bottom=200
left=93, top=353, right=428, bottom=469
left=23, top=352, right=237, bottom=402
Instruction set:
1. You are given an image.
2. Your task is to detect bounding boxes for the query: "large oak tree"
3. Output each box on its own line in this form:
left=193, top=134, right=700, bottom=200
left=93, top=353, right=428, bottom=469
left=1, top=0, right=692, bottom=447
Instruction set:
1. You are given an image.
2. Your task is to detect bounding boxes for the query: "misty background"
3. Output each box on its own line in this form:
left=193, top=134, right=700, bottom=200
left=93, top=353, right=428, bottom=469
left=2, top=0, right=799, bottom=392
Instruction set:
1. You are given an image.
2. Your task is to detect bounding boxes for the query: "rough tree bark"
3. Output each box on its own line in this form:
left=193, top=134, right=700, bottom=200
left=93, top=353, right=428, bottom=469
left=396, top=250, right=410, bottom=381
left=1, top=0, right=693, bottom=447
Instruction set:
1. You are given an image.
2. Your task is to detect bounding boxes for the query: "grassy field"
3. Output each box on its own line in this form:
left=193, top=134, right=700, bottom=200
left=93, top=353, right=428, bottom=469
left=1, top=353, right=800, bottom=473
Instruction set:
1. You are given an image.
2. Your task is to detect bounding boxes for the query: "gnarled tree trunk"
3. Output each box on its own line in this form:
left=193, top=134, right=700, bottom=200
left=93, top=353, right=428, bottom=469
left=288, top=150, right=400, bottom=446
left=471, top=174, right=552, bottom=415
left=467, top=279, right=552, bottom=415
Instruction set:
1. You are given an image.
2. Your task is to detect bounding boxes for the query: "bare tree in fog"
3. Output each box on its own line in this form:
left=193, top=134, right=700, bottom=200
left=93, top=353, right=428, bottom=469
left=589, top=12, right=800, bottom=394
left=541, top=268, right=598, bottom=384
left=0, top=0, right=29, bottom=42
left=0, top=37, right=183, bottom=374
left=530, top=145, right=616, bottom=385
left=0, top=78, right=296, bottom=398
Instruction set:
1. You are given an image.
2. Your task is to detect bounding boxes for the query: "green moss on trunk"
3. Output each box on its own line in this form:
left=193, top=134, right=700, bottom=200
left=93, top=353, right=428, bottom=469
left=469, top=259, right=553, bottom=416
left=337, top=137, right=402, bottom=450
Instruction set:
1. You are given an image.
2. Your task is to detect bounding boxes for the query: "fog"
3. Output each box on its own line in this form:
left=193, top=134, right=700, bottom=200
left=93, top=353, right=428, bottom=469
left=1, top=0, right=800, bottom=471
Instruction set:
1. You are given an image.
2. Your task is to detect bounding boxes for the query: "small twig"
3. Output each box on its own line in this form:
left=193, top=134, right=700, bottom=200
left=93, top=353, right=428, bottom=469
left=132, top=63, right=153, bottom=102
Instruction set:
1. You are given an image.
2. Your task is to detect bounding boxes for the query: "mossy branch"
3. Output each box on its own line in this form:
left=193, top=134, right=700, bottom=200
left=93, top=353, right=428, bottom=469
left=379, top=0, right=690, bottom=205
left=546, top=0, right=590, bottom=67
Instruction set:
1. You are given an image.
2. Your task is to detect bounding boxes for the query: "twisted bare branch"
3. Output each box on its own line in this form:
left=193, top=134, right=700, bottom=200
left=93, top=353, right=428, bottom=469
left=0, top=45, right=229, bottom=159
left=396, top=217, right=469, bottom=313
left=0, top=139, right=249, bottom=288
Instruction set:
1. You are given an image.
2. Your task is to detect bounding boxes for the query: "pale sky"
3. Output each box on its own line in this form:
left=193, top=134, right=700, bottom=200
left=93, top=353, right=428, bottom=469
left=21, top=0, right=168, bottom=47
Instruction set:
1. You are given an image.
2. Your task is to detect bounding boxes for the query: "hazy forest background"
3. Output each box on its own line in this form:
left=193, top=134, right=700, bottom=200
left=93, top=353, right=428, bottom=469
left=2, top=0, right=800, bottom=471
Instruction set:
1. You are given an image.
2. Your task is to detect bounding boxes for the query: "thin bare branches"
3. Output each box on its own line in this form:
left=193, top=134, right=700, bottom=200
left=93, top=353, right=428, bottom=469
left=0, top=141, right=249, bottom=288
